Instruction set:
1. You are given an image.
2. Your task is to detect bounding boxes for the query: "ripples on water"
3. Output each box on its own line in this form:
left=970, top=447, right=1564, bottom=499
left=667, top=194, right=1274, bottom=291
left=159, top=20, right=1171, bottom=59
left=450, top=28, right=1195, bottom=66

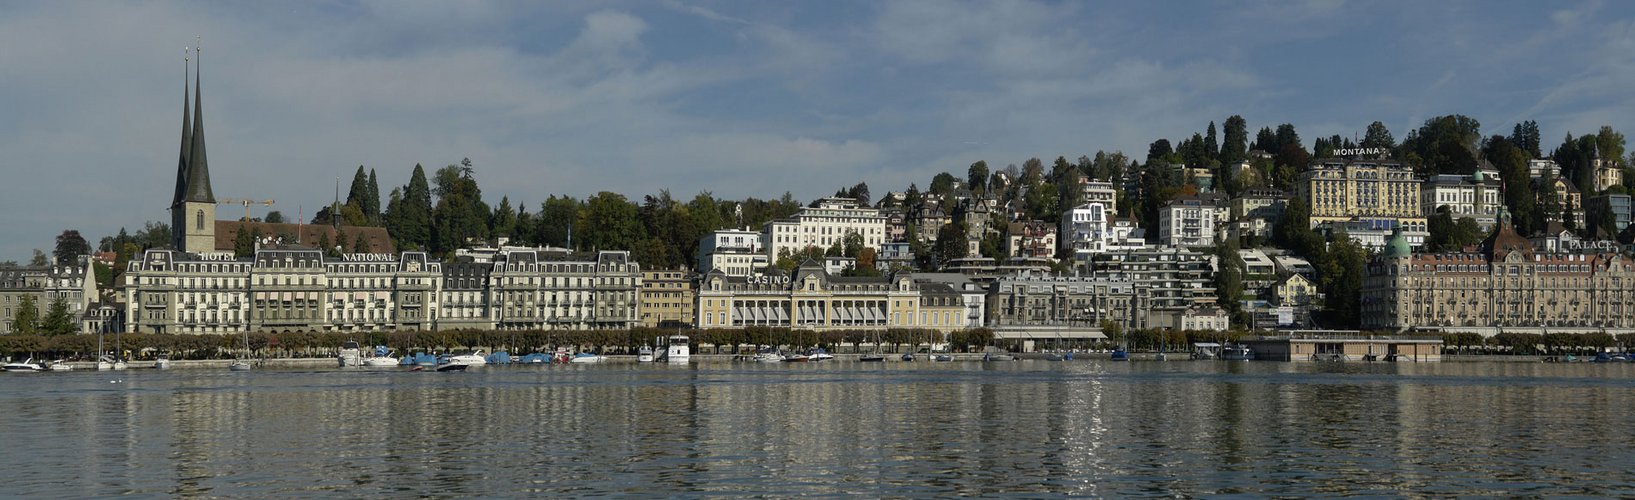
left=4, top=361, right=1635, bottom=497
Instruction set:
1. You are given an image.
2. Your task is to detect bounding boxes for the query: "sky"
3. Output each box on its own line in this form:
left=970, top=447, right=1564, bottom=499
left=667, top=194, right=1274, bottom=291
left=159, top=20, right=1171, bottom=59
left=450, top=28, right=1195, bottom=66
left=2, top=0, right=1633, bottom=261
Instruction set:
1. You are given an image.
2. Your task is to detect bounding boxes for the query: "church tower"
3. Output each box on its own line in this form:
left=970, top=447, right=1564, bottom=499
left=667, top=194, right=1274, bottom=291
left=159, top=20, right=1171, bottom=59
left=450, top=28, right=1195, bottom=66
left=171, top=45, right=216, bottom=253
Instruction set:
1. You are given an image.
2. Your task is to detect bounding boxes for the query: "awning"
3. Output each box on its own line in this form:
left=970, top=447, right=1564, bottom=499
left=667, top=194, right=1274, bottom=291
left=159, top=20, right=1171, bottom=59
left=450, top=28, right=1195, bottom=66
left=838, top=308, right=852, bottom=321
left=734, top=306, right=747, bottom=322
left=868, top=308, right=882, bottom=321
left=801, top=305, right=814, bottom=322
left=774, top=307, right=788, bottom=322
left=752, top=307, right=765, bottom=322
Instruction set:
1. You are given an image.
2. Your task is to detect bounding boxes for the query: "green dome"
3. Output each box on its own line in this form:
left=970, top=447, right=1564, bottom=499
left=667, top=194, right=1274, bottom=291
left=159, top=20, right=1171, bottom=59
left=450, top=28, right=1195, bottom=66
left=1383, top=226, right=1411, bottom=258
left=1472, top=170, right=1485, bottom=182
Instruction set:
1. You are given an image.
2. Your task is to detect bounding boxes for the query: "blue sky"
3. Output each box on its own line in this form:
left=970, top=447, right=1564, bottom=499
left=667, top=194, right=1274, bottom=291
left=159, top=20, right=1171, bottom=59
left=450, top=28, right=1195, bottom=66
left=2, top=0, right=1633, bottom=261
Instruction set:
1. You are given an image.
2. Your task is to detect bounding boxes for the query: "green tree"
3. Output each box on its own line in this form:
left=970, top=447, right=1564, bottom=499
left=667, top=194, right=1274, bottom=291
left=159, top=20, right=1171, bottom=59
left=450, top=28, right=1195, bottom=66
left=1510, top=120, right=1542, bottom=158
left=538, top=195, right=582, bottom=248
left=1321, top=233, right=1368, bottom=328
left=575, top=192, right=644, bottom=252
left=967, top=161, right=989, bottom=196
left=365, top=169, right=381, bottom=224
left=233, top=225, right=254, bottom=257
left=431, top=162, right=489, bottom=254
left=1403, top=115, right=1482, bottom=175
left=1597, top=126, right=1626, bottom=164
left=1361, top=120, right=1395, bottom=150
left=1221, top=115, right=1248, bottom=164
left=1485, top=135, right=1540, bottom=234
left=41, top=295, right=73, bottom=336
left=346, top=165, right=370, bottom=220
left=491, top=196, right=517, bottom=244
left=264, top=211, right=286, bottom=224
left=1213, top=240, right=1244, bottom=322
left=354, top=233, right=371, bottom=253
left=29, top=249, right=47, bottom=267
left=395, top=164, right=434, bottom=250
left=929, top=172, right=959, bottom=196
left=12, top=294, right=38, bottom=335
left=1204, top=121, right=1219, bottom=162
left=54, top=230, right=89, bottom=265
left=933, top=221, right=968, bottom=267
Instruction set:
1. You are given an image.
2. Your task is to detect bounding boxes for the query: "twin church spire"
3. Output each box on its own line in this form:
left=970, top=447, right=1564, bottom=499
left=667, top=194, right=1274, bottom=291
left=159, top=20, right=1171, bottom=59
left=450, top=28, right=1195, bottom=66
left=170, top=41, right=217, bottom=254
left=171, top=43, right=213, bottom=208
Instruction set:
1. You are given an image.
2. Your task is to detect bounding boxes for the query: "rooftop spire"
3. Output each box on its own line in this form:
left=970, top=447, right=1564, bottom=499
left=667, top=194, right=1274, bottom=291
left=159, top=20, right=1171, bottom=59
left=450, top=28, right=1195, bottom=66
left=183, top=40, right=215, bottom=204
left=171, top=47, right=192, bottom=208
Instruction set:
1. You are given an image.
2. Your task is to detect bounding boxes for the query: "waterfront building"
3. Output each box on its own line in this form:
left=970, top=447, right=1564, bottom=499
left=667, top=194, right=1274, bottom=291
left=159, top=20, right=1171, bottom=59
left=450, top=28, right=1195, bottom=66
left=1060, top=202, right=1143, bottom=264
left=2, top=259, right=98, bottom=334
left=697, top=228, right=767, bottom=277
left=984, top=271, right=1138, bottom=336
left=1422, top=170, right=1502, bottom=230
left=1005, top=221, right=1057, bottom=260
left=1228, top=189, right=1286, bottom=242
left=1361, top=213, right=1635, bottom=333
left=487, top=250, right=641, bottom=331
left=249, top=247, right=326, bottom=332
left=123, top=250, right=250, bottom=334
left=913, top=273, right=986, bottom=329
left=1535, top=176, right=1584, bottom=228
left=437, top=259, right=492, bottom=330
left=1296, top=158, right=1427, bottom=246
left=1157, top=196, right=1216, bottom=247
left=875, top=242, right=915, bottom=272
left=694, top=262, right=920, bottom=331
left=1091, top=245, right=1217, bottom=328
left=1528, top=159, right=1560, bottom=179
left=638, top=269, right=695, bottom=328
left=909, top=202, right=949, bottom=244
left=1079, top=179, right=1117, bottom=215
left=765, top=197, right=886, bottom=261
left=1593, top=152, right=1624, bottom=193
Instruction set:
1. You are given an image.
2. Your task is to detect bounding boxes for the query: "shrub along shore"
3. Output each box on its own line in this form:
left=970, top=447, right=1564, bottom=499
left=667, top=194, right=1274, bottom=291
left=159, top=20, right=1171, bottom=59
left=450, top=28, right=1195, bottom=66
left=5, top=328, right=1626, bottom=361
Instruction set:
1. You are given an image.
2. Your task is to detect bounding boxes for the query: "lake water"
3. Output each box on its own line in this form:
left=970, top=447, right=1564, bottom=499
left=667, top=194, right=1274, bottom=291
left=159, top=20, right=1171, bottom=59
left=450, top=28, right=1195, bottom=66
left=4, top=360, right=1635, bottom=497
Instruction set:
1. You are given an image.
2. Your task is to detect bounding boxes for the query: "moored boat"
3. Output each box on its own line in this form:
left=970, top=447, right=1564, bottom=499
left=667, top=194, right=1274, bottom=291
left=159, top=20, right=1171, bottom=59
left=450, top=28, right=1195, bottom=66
left=569, top=352, right=605, bottom=364
left=782, top=352, right=810, bottom=362
left=1220, top=344, right=1253, bottom=361
left=47, top=360, right=73, bottom=371
left=362, top=346, right=398, bottom=367
left=637, top=345, right=655, bottom=363
left=154, top=354, right=172, bottom=370
left=665, top=335, right=691, bottom=364
left=338, top=340, right=363, bottom=367
left=1110, top=348, right=1129, bottom=361
left=5, top=358, right=46, bottom=372
left=807, top=348, right=835, bottom=361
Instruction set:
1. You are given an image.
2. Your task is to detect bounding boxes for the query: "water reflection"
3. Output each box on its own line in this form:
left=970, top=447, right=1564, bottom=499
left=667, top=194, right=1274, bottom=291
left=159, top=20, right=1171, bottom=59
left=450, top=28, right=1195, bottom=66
left=3, top=361, right=1635, bottom=496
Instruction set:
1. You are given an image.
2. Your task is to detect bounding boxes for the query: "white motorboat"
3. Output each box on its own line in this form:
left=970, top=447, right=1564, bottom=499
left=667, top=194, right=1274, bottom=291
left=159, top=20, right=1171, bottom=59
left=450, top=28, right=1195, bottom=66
left=569, top=352, right=605, bottom=364
left=228, top=360, right=252, bottom=371
left=360, top=346, right=398, bottom=367
left=338, top=340, right=363, bottom=367
left=47, top=360, right=73, bottom=371
left=4, top=358, right=45, bottom=372
left=154, top=354, right=172, bottom=370
left=807, top=349, right=835, bottom=361
left=665, top=335, right=690, bottom=364
left=753, top=351, right=784, bottom=363
left=637, top=346, right=655, bottom=363
left=444, top=350, right=488, bottom=366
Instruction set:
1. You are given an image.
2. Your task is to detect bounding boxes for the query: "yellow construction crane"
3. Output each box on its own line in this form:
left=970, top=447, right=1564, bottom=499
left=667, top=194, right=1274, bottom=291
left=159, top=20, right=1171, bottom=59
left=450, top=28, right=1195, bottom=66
left=218, top=198, right=276, bottom=222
